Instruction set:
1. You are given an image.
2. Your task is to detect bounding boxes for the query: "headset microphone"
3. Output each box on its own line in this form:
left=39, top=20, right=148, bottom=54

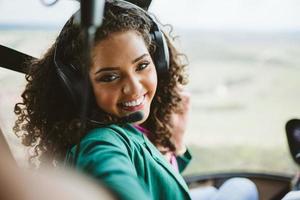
left=118, top=111, right=144, bottom=124
left=89, top=111, right=144, bottom=126
left=286, top=119, right=300, bottom=165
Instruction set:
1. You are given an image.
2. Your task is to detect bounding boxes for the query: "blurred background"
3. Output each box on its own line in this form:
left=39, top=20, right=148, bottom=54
left=0, top=0, right=300, bottom=175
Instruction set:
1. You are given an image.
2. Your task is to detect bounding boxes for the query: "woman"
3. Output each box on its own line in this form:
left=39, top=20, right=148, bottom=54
left=14, top=1, right=190, bottom=199
left=14, top=1, right=258, bottom=199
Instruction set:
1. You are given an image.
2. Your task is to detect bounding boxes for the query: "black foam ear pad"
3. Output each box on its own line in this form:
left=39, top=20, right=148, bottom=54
left=54, top=45, right=86, bottom=109
left=151, top=22, right=169, bottom=78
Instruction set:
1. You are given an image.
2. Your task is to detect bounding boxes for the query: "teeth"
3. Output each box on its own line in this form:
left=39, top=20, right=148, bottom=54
left=123, top=96, right=144, bottom=107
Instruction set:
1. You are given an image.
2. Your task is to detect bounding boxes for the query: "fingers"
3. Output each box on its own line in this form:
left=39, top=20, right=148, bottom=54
left=175, top=89, right=191, bottom=115
left=180, top=91, right=190, bottom=112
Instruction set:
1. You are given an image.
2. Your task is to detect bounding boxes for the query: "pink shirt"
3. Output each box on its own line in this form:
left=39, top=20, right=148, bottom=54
left=134, top=125, right=179, bottom=172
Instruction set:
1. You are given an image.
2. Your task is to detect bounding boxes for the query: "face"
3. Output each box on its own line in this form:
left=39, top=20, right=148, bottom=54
left=89, top=30, right=158, bottom=124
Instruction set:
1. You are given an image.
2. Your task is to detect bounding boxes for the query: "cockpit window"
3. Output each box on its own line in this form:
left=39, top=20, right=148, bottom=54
left=151, top=0, right=300, bottom=175
left=0, top=0, right=79, bottom=57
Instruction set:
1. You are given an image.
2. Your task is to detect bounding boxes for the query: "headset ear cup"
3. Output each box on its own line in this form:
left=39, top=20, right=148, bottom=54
left=55, top=62, right=97, bottom=118
left=55, top=63, right=83, bottom=109
left=53, top=44, right=86, bottom=111
left=151, top=28, right=170, bottom=79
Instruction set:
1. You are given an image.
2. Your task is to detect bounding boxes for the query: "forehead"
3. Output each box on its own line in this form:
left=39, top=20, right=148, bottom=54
left=92, top=30, right=149, bottom=67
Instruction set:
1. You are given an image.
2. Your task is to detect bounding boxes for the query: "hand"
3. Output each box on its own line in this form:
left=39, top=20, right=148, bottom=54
left=170, top=89, right=191, bottom=156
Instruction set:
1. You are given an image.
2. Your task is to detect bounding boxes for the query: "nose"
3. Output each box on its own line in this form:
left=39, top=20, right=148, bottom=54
left=122, top=75, right=143, bottom=98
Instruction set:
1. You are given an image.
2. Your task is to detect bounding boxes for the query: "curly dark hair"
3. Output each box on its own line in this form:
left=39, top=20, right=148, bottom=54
left=14, top=0, right=188, bottom=167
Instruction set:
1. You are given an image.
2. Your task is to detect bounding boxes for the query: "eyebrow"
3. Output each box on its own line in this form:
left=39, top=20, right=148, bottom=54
left=132, top=53, right=149, bottom=64
left=94, top=53, right=149, bottom=75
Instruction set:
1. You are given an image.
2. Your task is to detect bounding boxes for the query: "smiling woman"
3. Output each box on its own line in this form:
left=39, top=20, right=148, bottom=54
left=13, top=0, right=191, bottom=199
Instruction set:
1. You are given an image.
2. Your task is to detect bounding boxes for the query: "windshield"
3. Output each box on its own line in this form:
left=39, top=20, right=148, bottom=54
left=0, top=0, right=300, bottom=174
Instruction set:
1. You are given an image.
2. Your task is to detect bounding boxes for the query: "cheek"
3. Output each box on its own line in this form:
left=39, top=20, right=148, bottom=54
left=92, top=86, right=119, bottom=112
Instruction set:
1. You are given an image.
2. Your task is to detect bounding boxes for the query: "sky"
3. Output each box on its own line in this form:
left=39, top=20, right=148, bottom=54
left=0, top=0, right=299, bottom=31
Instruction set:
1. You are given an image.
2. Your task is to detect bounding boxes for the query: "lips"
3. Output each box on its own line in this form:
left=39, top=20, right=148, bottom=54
left=118, top=95, right=146, bottom=112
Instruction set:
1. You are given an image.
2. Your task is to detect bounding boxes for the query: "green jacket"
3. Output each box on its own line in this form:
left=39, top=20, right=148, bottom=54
left=65, top=124, right=192, bottom=200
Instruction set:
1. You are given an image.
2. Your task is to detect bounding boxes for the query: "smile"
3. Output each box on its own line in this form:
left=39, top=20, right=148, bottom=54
left=121, top=95, right=145, bottom=107
left=118, top=95, right=146, bottom=112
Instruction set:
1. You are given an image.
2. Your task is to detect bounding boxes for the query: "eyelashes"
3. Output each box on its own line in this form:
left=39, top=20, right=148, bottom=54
left=97, top=73, right=120, bottom=82
left=95, top=61, right=151, bottom=83
left=136, top=61, right=150, bottom=71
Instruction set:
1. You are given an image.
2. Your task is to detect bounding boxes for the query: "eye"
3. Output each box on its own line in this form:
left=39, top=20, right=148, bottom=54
left=97, top=74, right=120, bottom=82
left=136, top=62, right=150, bottom=71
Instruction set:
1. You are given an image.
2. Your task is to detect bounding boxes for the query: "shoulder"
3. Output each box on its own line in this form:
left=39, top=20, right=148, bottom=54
left=83, top=124, right=143, bottom=144
left=65, top=124, right=145, bottom=166
left=85, top=125, right=129, bottom=141
left=69, top=124, right=142, bottom=158
left=78, top=125, right=133, bottom=152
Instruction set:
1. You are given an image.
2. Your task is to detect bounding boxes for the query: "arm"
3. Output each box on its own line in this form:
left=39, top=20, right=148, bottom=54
left=170, top=89, right=192, bottom=172
left=0, top=127, right=114, bottom=200
left=72, top=128, right=150, bottom=200
left=170, top=89, right=190, bottom=156
left=159, top=90, right=192, bottom=173
left=0, top=127, right=23, bottom=200
left=176, top=149, right=192, bottom=173
left=161, top=149, right=192, bottom=173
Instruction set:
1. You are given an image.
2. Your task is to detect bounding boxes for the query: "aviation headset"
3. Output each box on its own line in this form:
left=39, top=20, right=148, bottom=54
left=53, top=0, right=170, bottom=113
